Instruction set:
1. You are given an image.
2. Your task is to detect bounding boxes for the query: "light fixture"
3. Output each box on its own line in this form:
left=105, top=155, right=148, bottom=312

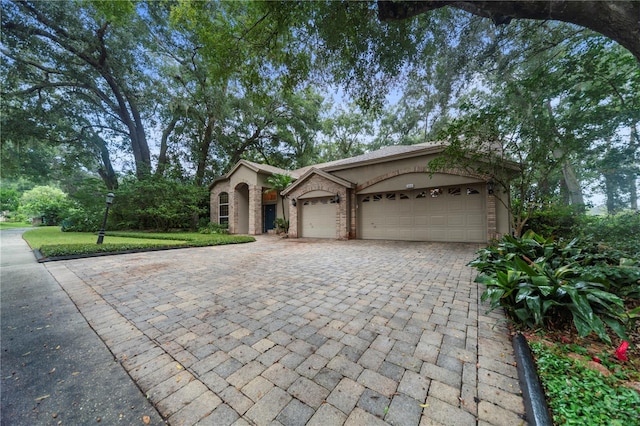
left=97, top=192, right=115, bottom=244
left=291, top=198, right=297, bottom=206
left=487, top=181, right=495, bottom=195
left=334, top=193, right=340, bottom=204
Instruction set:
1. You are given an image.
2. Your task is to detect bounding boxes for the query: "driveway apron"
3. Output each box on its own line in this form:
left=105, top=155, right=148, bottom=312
left=44, top=236, right=526, bottom=426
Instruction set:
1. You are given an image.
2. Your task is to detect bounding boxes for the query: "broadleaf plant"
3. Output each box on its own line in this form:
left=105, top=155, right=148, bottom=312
left=470, top=230, right=637, bottom=344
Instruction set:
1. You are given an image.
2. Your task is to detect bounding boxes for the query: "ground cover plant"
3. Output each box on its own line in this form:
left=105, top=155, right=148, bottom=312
left=23, top=227, right=254, bottom=258
left=469, top=226, right=640, bottom=425
left=528, top=338, right=640, bottom=425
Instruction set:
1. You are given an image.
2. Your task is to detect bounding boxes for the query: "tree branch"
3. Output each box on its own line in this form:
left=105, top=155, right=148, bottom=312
left=377, top=1, right=640, bottom=61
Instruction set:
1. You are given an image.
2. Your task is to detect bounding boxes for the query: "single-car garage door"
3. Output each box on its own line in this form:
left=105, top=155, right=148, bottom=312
left=358, top=184, right=486, bottom=242
left=300, top=197, right=337, bottom=238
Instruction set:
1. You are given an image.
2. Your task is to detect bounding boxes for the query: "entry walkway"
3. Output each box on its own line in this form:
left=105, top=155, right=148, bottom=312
left=40, top=236, right=526, bottom=425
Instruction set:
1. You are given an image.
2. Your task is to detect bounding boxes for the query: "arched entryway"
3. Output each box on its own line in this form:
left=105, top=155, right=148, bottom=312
left=235, top=183, right=250, bottom=234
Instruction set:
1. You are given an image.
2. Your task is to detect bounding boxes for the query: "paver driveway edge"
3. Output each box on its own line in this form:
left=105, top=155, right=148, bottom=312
left=45, top=262, right=217, bottom=423
left=45, top=239, right=527, bottom=426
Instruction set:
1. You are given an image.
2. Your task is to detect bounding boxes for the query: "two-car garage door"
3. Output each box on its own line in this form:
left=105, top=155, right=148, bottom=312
left=358, top=184, right=486, bottom=243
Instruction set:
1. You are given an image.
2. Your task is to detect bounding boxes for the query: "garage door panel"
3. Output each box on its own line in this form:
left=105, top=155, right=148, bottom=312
left=448, top=198, right=464, bottom=210
left=468, top=215, right=485, bottom=226
left=447, top=230, right=466, bottom=241
left=430, top=215, right=447, bottom=226
left=429, top=229, right=447, bottom=241
left=301, top=198, right=336, bottom=238
left=447, top=214, right=465, bottom=226
left=359, top=184, right=487, bottom=243
left=467, top=229, right=486, bottom=241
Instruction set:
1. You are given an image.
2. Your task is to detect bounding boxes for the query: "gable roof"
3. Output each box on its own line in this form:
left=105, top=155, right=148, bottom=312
left=230, top=159, right=296, bottom=177
left=281, top=168, right=355, bottom=196
left=208, top=159, right=298, bottom=190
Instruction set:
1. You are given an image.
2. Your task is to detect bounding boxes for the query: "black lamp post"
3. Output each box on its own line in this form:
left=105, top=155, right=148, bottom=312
left=96, top=192, right=115, bottom=244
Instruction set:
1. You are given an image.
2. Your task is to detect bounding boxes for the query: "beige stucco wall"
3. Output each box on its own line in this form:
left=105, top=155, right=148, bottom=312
left=331, top=154, right=437, bottom=184
left=359, top=172, right=483, bottom=194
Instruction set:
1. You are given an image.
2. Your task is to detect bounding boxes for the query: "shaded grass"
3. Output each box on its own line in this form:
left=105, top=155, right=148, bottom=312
left=23, top=227, right=255, bottom=258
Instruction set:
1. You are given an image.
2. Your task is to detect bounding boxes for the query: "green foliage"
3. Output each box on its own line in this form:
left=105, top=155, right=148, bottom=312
left=274, top=218, right=289, bottom=234
left=529, top=341, right=640, bottom=425
left=0, top=188, right=20, bottom=212
left=112, top=176, right=208, bottom=231
left=198, top=222, right=229, bottom=235
left=525, top=203, right=584, bottom=239
left=577, top=211, right=640, bottom=258
left=471, top=231, right=639, bottom=344
left=61, top=177, right=114, bottom=232
left=18, top=186, right=71, bottom=226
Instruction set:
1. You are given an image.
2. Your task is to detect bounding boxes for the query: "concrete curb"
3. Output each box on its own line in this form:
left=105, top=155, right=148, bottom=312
left=512, top=333, right=553, bottom=426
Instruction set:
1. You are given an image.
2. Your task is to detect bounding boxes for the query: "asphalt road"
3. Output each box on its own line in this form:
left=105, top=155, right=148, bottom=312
left=0, top=228, right=164, bottom=425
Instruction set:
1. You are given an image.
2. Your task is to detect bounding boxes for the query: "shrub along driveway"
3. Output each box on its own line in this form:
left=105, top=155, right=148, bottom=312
left=46, top=236, right=526, bottom=425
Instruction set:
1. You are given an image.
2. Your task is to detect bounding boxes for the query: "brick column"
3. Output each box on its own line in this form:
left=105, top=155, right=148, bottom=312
left=248, top=185, right=262, bottom=235
left=288, top=199, right=299, bottom=238
left=337, top=188, right=349, bottom=240
left=349, top=191, right=357, bottom=239
left=210, top=192, right=218, bottom=223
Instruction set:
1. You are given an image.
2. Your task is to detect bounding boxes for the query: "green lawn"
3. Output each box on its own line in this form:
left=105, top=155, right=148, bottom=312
left=0, top=222, right=32, bottom=229
left=23, top=226, right=255, bottom=258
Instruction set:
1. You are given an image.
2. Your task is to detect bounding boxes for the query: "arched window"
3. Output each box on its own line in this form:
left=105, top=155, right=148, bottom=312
left=219, top=192, right=229, bottom=224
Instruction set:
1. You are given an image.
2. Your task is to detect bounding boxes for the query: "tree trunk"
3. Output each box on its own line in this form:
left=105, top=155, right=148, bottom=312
left=561, top=160, right=585, bottom=207
left=629, top=126, right=639, bottom=210
left=629, top=175, right=638, bottom=210
left=604, top=173, right=617, bottom=213
left=94, top=136, right=118, bottom=190
left=156, top=115, right=179, bottom=177
left=378, top=1, right=640, bottom=62
left=194, top=116, right=215, bottom=187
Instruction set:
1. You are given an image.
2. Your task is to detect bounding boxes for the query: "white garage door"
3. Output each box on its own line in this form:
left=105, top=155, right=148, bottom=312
left=300, top=197, right=337, bottom=238
left=359, top=184, right=486, bottom=242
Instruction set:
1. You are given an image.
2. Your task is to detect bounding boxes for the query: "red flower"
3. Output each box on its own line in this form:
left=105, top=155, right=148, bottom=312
left=614, top=341, right=629, bottom=361
left=592, top=356, right=601, bottom=364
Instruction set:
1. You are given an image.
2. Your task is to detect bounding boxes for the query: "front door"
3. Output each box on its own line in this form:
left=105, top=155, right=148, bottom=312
left=263, top=204, right=277, bottom=233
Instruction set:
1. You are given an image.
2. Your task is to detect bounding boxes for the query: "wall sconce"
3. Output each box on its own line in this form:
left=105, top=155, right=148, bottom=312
left=291, top=198, right=297, bottom=206
left=487, top=180, right=495, bottom=195
left=333, top=193, right=341, bottom=203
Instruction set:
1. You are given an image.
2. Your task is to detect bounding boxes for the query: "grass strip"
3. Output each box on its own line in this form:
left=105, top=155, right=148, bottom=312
left=23, top=227, right=255, bottom=257
left=0, top=222, right=32, bottom=229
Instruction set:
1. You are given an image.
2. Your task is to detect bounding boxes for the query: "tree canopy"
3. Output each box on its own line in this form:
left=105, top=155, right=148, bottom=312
left=1, top=0, right=637, bottom=228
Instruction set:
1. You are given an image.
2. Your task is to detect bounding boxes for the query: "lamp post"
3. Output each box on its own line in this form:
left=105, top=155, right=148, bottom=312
left=96, top=192, right=115, bottom=244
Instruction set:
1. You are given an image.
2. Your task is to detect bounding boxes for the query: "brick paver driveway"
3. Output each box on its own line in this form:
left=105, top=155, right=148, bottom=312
left=46, top=237, right=525, bottom=426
